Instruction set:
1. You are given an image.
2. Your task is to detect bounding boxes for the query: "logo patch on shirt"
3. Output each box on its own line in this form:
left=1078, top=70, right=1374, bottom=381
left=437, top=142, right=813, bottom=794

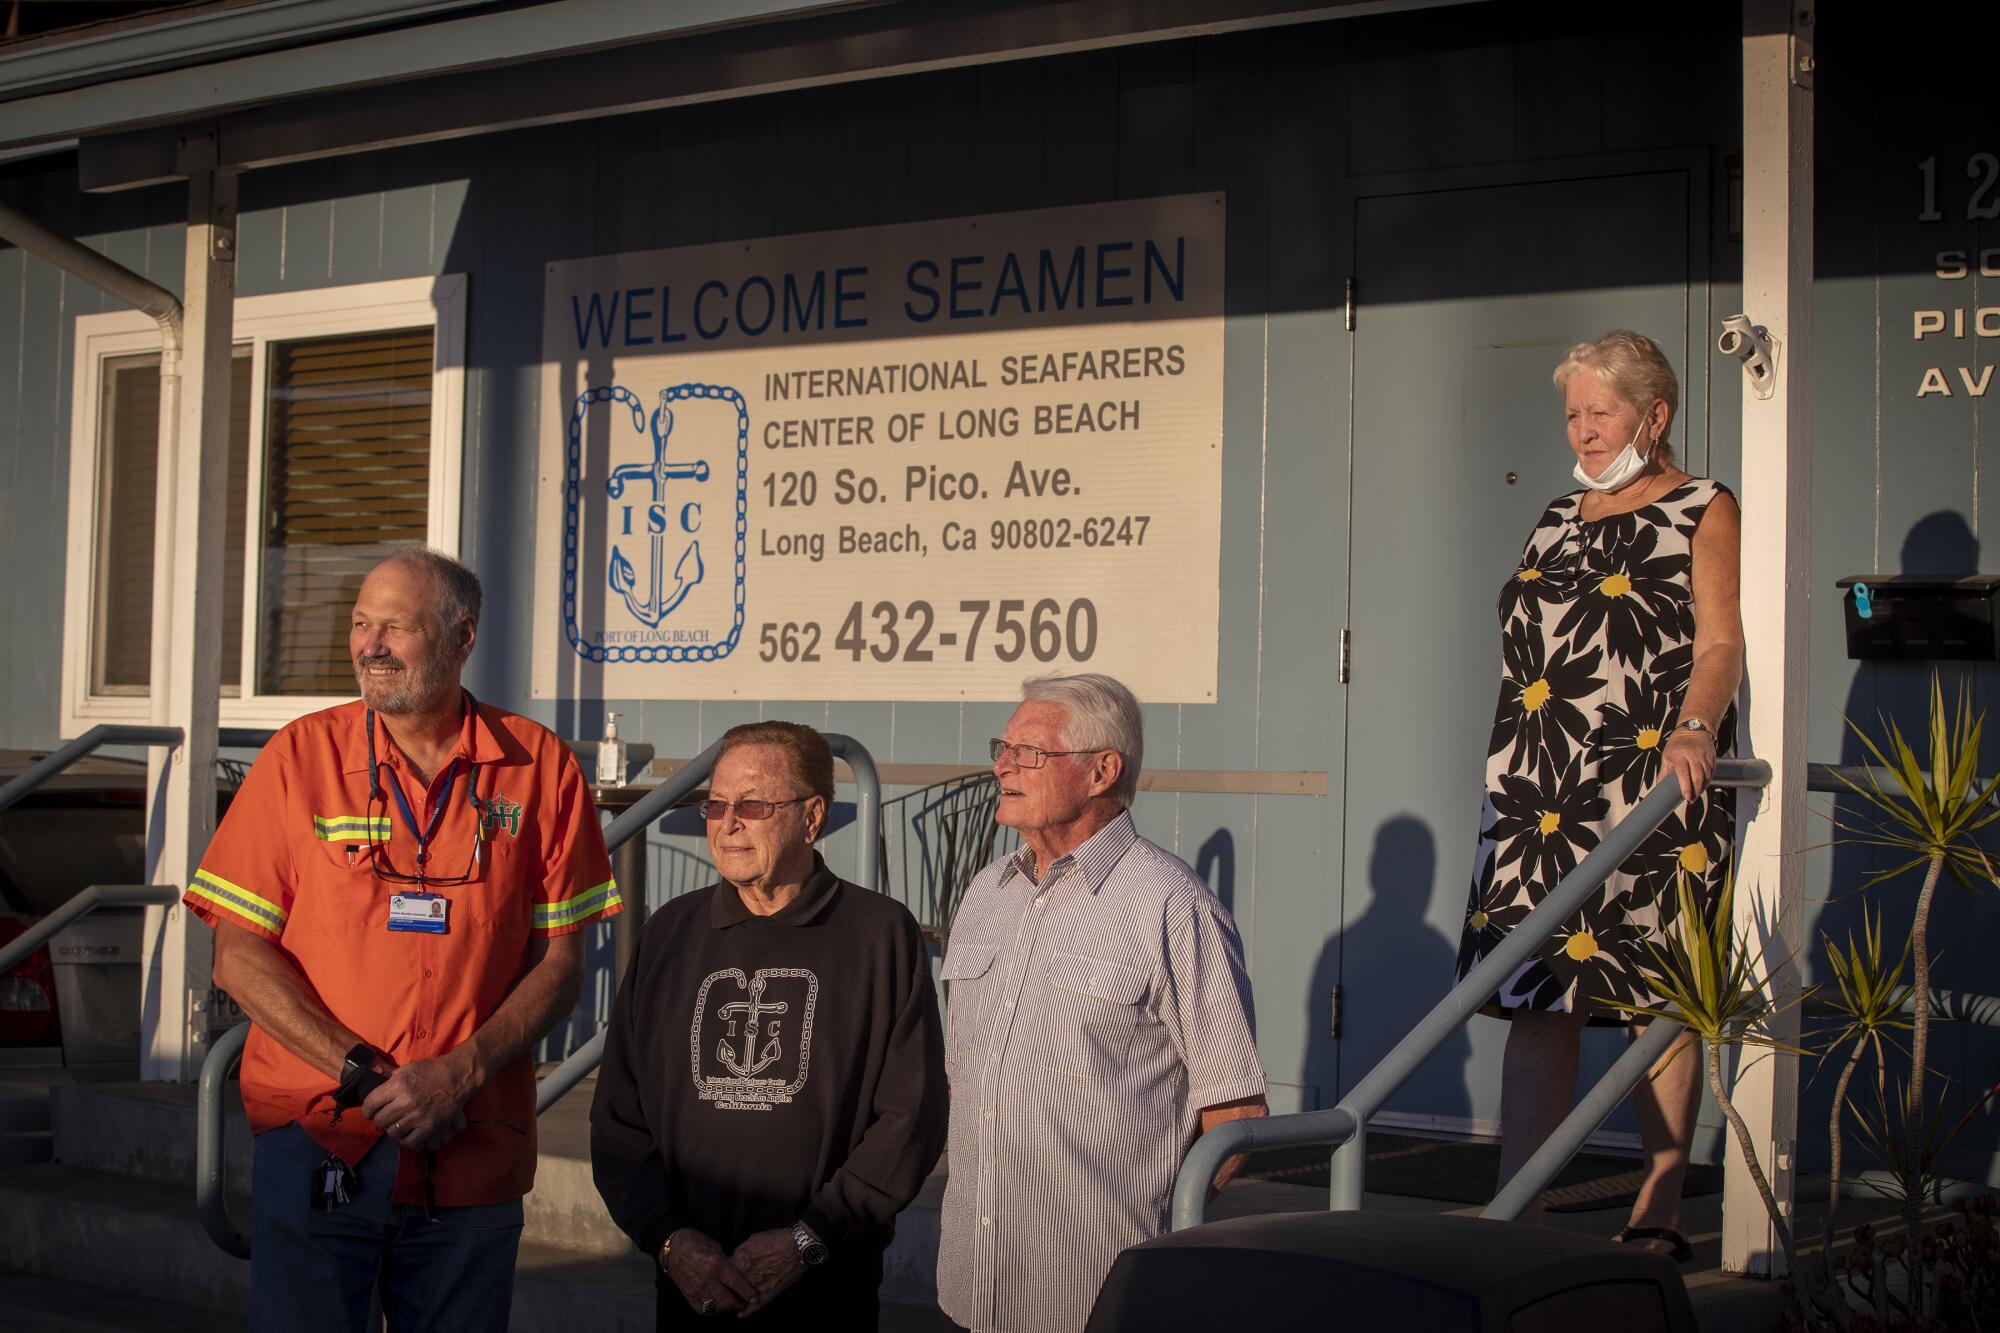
left=479, top=794, right=524, bottom=838
left=691, top=967, right=818, bottom=1111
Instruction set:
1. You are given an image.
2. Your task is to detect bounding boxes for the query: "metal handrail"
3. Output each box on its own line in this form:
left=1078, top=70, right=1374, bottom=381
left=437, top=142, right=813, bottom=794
left=0, top=883, right=181, bottom=974
left=1170, top=757, right=1772, bottom=1231
left=827, top=734, right=884, bottom=893
left=199, top=1021, right=251, bottom=1258
left=0, top=723, right=275, bottom=820
left=0, top=724, right=181, bottom=817
left=1482, top=1015, right=1687, bottom=1220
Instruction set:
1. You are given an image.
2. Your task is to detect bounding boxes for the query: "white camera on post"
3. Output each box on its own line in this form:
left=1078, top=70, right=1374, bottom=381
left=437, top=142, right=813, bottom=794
left=1717, top=315, right=1778, bottom=400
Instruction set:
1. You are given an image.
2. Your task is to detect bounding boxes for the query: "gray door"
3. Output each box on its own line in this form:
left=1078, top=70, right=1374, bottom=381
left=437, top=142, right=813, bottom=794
left=1337, top=166, right=1704, bottom=1132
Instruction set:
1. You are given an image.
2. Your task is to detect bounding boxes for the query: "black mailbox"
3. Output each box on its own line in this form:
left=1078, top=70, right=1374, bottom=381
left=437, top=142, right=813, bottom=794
left=1837, top=575, right=2000, bottom=661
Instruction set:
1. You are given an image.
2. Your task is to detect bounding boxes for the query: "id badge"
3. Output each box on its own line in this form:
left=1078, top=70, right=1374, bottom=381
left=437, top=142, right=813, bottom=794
left=388, top=892, right=449, bottom=934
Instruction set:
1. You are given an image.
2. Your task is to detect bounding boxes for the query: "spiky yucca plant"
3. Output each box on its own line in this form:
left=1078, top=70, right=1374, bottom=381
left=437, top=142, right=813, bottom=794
left=1607, top=871, right=1815, bottom=1322
left=1834, top=673, right=2000, bottom=1306
left=1812, top=906, right=1914, bottom=1267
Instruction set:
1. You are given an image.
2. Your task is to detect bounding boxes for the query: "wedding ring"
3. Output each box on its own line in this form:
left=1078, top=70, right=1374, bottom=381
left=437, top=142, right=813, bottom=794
left=699, top=1298, right=716, bottom=1316
left=393, top=1120, right=404, bottom=1135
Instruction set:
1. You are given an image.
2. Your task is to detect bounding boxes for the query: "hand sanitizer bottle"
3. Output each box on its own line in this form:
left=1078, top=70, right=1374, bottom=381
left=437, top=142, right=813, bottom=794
left=597, top=711, right=626, bottom=789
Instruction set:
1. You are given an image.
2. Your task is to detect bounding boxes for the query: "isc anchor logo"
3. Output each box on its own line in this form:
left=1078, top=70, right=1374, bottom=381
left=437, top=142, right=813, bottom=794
left=562, top=383, right=748, bottom=664
left=690, top=967, right=819, bottom=1111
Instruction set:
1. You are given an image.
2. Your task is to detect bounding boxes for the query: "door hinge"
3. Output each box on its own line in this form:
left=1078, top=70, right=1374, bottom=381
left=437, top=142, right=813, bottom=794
left=1344, top=277, right=1356, bottom=331
left=1791, top=0, right=1815, bottom=89
left=1338, top=626, right=1351, bottom=684
left=1330, top=983, right=1343, bottom=1039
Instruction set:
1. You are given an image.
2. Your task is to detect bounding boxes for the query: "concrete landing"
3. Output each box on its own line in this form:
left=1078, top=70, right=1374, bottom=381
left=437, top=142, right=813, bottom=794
left=9, top=1076, right=1935, bottom=1332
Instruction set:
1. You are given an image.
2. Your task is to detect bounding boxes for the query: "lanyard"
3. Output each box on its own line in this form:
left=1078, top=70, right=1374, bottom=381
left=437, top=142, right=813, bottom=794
left=381, top=758, right=461, bottom=868
left=365, top=700, right=477, bottom=872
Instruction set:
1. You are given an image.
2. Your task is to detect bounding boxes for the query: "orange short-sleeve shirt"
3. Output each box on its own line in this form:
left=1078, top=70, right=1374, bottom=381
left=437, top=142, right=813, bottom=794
left=183, top=693, right=620, bottom=1206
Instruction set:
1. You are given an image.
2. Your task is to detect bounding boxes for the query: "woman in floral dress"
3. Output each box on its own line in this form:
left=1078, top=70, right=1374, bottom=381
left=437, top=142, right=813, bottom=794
left=1454, top=330, right=1742, bottom=1260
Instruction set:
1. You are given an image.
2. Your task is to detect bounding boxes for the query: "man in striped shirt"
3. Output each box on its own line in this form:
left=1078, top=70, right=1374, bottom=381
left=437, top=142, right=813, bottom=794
left=936, top=673, right=1267, bottom=1333
left=186, top=549, right=619, bottom=1332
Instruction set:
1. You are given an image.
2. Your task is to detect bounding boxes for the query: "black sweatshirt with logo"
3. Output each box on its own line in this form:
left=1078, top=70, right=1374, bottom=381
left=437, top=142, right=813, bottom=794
left=590, top=855, right=947, bottom=1283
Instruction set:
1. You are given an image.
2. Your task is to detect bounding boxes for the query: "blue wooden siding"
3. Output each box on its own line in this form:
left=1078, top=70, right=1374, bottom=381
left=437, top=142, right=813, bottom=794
left=1, top=1, right=1993, bottom=1161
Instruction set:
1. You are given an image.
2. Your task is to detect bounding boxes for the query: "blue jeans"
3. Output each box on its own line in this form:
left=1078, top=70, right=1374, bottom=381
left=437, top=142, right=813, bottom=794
left=249, top=1123, right=524, bottom=1333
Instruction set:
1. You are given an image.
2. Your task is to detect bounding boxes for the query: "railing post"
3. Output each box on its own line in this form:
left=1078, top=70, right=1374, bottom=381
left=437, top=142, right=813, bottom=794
left=1327, top=1120, right=1366, bottom=1211
left=197, top=1021, right=251, bottom=1258
left=825, top=734, right=883, bottom=891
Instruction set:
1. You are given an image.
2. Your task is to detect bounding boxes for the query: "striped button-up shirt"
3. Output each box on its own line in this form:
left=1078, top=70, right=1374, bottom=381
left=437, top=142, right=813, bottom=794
left=935, top=812, right=1265, bottom=1333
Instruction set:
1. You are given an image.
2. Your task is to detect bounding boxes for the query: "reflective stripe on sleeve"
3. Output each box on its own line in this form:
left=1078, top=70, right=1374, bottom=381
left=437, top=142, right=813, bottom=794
left=532, top=879, right=622, bottom=930
left=312, top=814, right=392, bottom=843
left=189, top=868, right=288, bottom=933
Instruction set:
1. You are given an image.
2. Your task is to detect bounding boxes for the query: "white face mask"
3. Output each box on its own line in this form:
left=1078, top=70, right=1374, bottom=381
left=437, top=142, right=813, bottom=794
left=1572, top=414, right=1655, bottom=493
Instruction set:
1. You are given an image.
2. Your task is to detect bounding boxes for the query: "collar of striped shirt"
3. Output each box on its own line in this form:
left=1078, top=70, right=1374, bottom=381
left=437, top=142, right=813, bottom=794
left=997, top=810, right=1139, bottom=895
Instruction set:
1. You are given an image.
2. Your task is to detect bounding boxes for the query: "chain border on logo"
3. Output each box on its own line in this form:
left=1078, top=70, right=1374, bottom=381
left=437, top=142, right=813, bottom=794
left=562, top=382, right=748, bottom=664
left=691, top=967, right=820, bottom=1104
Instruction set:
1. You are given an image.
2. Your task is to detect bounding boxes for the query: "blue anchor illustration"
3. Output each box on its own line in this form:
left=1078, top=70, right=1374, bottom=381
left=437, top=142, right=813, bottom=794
left=716, top=974, right=788, bottom=1078
left=606, top=393, right=708, bottom=627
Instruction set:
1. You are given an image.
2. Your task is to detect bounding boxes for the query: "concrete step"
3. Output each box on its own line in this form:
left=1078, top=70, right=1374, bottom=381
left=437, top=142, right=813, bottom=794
left=0, top=1163, right=252, bottom=1313
left=4, top=1271, right=236, bottom=1333
left=0, top=1076, right=56, bottom=1163
left=50, top=1080, right=250, bottom=1185
left=0, top=1162, right=953, bottom=1331
left=0, top=1126, right=53, bottom=1165
left=42, top=1076, right=954, bottom=1307
left=0, top=1076, right=54, bottom=1130
left=50, top=1078, right=630, bottom=1258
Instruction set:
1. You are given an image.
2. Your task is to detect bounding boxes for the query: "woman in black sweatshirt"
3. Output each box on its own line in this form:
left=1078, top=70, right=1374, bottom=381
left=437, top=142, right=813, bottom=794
left=590, top=721, right=947, bottom=1330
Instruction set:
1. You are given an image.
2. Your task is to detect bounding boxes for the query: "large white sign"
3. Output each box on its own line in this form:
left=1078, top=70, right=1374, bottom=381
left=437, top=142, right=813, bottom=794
left=532, top=194, right=1224, bottom=702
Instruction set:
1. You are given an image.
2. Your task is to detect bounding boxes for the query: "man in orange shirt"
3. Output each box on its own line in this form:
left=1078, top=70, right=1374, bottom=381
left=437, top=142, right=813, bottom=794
left=185, top=548, right=619, bottom=1332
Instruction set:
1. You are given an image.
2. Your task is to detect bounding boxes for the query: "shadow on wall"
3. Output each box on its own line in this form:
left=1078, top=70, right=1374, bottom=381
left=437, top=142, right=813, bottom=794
left=1305, top=814, right=1473, bottom=1119
left=1813, top=509, right=2000, bottom=1172
left=1197, top=828, right=1235, bottom=918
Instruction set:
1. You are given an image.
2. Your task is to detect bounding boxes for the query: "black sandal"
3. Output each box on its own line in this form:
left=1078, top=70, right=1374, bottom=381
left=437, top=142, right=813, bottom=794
left=1614, top=1225, right=1693, bottom=1263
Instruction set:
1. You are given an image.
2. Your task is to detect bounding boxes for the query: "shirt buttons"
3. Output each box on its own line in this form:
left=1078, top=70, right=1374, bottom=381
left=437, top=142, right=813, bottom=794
left=414, top=1028, right=427, bottom=1038
left=981, top=1216, right=991, bottom=1226
left=422, top=969, right=433, bottom=978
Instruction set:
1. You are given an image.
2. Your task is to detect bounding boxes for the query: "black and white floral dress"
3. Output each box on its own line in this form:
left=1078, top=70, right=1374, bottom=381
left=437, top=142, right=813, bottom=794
left=1454, top=478, right=1736, bottom=1022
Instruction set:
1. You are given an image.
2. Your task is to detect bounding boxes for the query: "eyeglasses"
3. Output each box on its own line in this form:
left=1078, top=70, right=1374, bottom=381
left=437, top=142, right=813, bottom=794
left=989, top=738, right=1097, bottom=769
left=697, top=797, right=808, bottom=822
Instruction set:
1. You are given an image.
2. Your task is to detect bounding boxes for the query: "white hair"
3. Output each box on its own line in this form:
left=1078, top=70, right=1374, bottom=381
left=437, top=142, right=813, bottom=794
left=1552, top=329, right=1681, bottom=463
left=1020, top=672, right=1144, bottom=808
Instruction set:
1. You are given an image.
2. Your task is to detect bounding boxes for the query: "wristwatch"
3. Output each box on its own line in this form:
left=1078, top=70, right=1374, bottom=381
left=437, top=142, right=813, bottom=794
left=791, top=1221, right=828, bottom=1268
left=338, top=1043, right=376, bottom=1087
left=657, top=1231, right=675, bottom=1274
left=1677, top=719, right=1714, bottom=740
left=329, top=1043, right=389, bottom=1127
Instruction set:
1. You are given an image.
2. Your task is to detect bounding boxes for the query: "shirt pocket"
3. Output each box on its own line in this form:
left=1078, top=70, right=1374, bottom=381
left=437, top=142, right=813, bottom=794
left=1041, top=951, right=1148, bottom=1080
left=939, top=942, right=999, bottom=1074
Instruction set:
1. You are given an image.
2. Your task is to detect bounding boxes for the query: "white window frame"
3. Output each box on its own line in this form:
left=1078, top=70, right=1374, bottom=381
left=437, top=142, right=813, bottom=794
left=61, top=274, right=468, bottom=735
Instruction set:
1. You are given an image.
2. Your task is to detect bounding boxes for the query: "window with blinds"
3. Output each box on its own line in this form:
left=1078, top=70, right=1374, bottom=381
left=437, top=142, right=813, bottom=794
left=257, top=328, right=435, bottom=696
left=91, top=351, right=251, bottom=693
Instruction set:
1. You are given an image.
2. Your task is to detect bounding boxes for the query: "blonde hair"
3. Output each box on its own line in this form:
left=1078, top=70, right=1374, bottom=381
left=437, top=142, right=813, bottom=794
left=1553, top=330, right=1680, bottom=465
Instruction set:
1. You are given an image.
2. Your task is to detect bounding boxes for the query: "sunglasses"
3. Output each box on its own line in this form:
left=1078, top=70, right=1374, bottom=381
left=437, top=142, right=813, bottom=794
left=698, top=797, right=809, bottom=821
